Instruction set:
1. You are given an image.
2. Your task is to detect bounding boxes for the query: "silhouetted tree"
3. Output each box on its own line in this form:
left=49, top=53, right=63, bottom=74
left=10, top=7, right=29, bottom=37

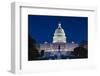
left=28, top=35, right=40, bottom=60
left=73, top=47, right=88, bottom=58
left=72, top=40, right=88, bottom=58
left=40, top=50, right=45, bottom=57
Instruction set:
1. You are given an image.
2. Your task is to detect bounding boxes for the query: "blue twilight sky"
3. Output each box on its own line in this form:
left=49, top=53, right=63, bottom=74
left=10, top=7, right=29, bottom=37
left=28, top=15, right=88, bottom=44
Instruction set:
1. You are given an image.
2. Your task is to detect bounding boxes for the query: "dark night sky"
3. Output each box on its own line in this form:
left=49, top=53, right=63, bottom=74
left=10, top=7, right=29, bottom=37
left=28, top=15, right=88, bottom=44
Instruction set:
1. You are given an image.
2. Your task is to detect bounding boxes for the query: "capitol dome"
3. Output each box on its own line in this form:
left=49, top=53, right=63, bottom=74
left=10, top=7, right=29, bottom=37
left=53, top=23, right=67, bottom=43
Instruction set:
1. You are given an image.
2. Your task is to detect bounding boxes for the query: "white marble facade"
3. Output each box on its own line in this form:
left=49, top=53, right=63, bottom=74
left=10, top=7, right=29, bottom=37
left=40, top=23, right=78, bottom=52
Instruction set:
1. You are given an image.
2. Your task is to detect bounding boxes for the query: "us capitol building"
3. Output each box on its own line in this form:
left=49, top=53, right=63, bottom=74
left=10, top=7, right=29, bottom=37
left=39, top=23, right=78, bottom=53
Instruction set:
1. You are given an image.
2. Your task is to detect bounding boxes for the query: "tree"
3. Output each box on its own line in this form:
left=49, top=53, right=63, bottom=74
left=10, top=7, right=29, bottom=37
left=28, top=35, right=40, bottom=60
left=73, top=46, right=88, bottom=58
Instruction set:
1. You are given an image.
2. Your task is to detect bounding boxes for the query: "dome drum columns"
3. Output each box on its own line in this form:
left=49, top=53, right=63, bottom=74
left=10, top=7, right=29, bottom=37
left=53, top=23, right=67, bottom=43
